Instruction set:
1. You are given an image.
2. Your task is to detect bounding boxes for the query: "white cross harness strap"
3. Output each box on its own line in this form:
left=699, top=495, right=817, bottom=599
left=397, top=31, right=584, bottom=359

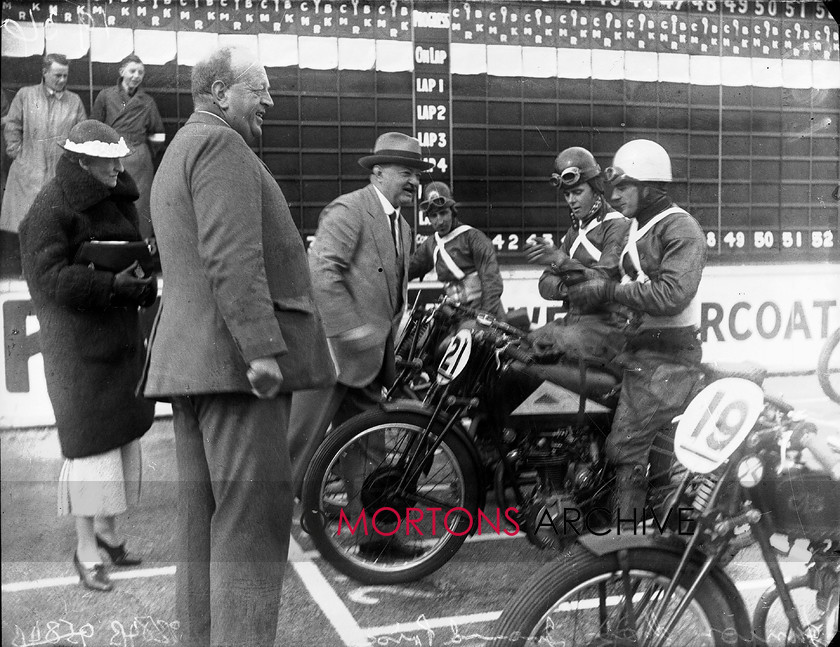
left=619, top=206, right=686, bottom=284
left=568, top=211, right=625, bottom=262
left=433, top=224, right=474, bottom=279
left=619, top=206, right=701, bottom=328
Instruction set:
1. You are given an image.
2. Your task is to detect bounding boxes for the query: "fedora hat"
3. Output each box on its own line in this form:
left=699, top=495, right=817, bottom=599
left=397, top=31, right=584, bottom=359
left=60, top=120, right=132, bottom=158
left=358, top=132, right=434, bottom=171
left=420, top=181, right=457, bottom=213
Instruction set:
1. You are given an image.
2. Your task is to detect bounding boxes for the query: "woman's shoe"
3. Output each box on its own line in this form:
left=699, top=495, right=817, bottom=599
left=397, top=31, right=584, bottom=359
left=95, top=534, right=143, bottom=566
left=73, top=551, right=113, bottom=592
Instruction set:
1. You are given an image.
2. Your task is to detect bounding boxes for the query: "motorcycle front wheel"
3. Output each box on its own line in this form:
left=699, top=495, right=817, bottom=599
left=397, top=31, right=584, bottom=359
left=489, top=545, right=750, bottom=647
left=300, top=408, right=481, bottom=584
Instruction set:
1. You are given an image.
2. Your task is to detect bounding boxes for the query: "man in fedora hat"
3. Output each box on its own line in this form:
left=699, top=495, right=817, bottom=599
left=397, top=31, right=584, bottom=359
left=288, top=133, right=432, bottom=516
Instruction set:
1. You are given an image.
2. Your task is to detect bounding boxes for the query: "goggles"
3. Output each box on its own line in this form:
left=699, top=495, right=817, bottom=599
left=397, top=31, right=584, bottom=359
left=422, top=195, right=449, bottom=208
left=604, top=166, right=630, bottom=184
left=549, top=166, right=582, bottom=188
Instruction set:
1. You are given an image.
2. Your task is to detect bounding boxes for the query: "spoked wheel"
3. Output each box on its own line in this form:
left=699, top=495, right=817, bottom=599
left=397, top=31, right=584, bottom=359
left=817, top=327, right=840, bottom=404
left=489, top=545, right=750, bottom=647
left=753, top=576, right=839, bottom=647
left=300, top=408, right=480, bottom=584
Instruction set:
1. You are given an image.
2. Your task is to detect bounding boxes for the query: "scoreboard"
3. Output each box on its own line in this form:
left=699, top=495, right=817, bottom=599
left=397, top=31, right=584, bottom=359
left=1, top=0, right=838, bottom=265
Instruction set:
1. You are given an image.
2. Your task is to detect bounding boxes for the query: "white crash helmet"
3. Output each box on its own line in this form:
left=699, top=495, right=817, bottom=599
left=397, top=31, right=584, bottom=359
left=606, top=139, right=672, bottom=184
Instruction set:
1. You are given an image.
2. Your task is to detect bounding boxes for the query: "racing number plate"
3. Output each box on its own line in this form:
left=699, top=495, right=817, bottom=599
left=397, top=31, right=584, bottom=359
left=674, top=378, right=765, bottom=473
left=437, top=329, right=472, bottom=385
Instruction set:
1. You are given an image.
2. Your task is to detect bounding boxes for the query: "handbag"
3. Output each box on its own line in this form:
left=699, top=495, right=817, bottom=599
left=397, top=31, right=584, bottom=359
left=73, top=240, right=154, bottom=277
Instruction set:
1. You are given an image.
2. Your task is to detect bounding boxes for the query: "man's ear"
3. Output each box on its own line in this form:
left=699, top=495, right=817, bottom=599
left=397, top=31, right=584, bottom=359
left=210, top=79, right=228, bottom=108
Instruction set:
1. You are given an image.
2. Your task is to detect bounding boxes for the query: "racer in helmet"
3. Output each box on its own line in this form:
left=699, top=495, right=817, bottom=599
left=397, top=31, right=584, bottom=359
left=567, top=139, right=707, bottom=524
left=525, top=146, right=630, bottom=365
left=409, top=181, right=506, bottom=319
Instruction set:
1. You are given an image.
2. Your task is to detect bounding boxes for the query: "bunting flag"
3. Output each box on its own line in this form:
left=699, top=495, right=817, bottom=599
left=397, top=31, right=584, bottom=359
left=624, top=51, right=658, bottom=83
left=90, top=28, right=134, bottom=63
left=258, top=34, right=299, bottom=69
left=338, top=38, right=376, bottom=71
left=487, top=45, right=522, bottom=78
left=450, top=43, right=486, bottom=75
left=133, top=30, right=177, bottom=65
left=375, top=40, right=412, bottom=73
left=299, top=36, right=338, bottom=70
left=522, top=46, right=557, bottom=79
left=0, top=1, right=836, bottom=90
left=176, top=32, right=219, bottom=67
left=44, top=22, right=89, bottom=60
left=1, top=20, right=44, bottom=58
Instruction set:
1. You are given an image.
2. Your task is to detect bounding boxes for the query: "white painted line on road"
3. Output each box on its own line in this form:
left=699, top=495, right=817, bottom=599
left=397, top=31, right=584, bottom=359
left=288, top=535, right=369, bottom=647
left=1, top=565, right=175, bottom=592
left=365, top=611, right=501, bottom=637
left=361, top=576, right=799, bottom=639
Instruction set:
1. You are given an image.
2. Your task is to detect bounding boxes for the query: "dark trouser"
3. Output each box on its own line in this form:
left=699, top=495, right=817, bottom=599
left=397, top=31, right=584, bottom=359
left=288, top=380, right=382, bottom=498
left=608, top=346, right=704, bottom=521
left=171, top=392, right=293, bottom=647
left=0, top=230, right=21, bottom=278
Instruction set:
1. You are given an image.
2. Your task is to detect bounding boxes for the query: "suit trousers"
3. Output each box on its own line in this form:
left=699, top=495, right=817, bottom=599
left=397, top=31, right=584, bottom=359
left=288, top=379, right=382, bottom=498
left=171, top=392, right=293, bottom=647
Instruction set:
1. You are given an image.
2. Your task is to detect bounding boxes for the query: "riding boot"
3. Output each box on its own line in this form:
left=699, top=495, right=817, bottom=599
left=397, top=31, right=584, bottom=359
left=613, top=464, right=648, bottom=530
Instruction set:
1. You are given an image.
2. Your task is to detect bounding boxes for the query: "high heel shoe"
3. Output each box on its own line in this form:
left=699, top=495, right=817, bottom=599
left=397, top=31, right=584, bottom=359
left=73, top=551, right=113, bottom=592
left=96, top=534, right=143, bottom=566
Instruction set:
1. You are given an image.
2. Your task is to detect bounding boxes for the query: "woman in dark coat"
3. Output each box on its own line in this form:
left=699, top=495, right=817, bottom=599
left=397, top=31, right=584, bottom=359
left=19, top=120, right=156, bottom=592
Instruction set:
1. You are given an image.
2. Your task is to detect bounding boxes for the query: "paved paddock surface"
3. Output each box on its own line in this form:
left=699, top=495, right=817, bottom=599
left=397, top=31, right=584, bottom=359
left=2, top=374, right=838, bottom=647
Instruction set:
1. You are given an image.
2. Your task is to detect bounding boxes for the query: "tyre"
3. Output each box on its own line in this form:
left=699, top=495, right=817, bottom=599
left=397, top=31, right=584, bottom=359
left=489, top=545, right=751, bottom=646
left=300, top=408, right=481, bottom=584
left=753, top=575, right=838, bottom=647
left=817, top=327, right=840, bottom=404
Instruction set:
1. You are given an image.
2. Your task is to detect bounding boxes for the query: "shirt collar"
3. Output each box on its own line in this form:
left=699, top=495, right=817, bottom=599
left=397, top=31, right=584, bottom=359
left=43, top=83, right=64, bottom=100
left=372, top=184, right=399, bottom=217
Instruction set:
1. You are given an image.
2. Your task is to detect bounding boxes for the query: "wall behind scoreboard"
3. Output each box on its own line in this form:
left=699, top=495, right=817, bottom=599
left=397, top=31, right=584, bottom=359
left=1, top=0, right=838, bottom=265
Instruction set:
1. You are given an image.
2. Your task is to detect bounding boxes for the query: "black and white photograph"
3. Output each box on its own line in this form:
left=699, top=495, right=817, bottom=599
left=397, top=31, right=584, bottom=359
left=1, top=1, right=839, bottom=646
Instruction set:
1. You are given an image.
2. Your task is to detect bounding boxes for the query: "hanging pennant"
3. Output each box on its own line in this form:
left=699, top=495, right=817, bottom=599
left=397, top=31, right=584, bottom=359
left=338, top=38, right=375, bottom=71
left=258, top=33, right=299, bottom=68
left=1, top=19, right=45, bottom=58
left=90, top=27, right=133, bottom=63
left=299, top=35, right=338, bottom=70
left=44, top=22, right=89, bottom=59
left=133, top=30, right=177, bottom=65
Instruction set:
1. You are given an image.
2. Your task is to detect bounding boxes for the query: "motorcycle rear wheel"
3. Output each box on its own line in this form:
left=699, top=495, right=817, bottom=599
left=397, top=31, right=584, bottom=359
left=489, top=545, right=750, bottom=646
left=817, top=327, right=840, bottom=404
left=300, top=408, right=480, bottom=584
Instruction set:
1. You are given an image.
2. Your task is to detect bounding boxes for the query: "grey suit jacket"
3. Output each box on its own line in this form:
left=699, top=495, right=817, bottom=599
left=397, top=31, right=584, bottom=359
left=308, top=183, right=409, bottom=387
left=142, top=112, right=335, bottom=396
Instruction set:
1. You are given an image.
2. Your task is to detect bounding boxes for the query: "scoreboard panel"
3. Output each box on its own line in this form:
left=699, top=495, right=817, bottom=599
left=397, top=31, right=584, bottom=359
left=1, top=0, right=837, bottom=266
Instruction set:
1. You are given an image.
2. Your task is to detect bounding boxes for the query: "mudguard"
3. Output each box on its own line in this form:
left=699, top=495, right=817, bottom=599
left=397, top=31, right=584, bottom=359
left=378, top=398, right=488, bottom=523
left=577, top=532, right=751, bottom=639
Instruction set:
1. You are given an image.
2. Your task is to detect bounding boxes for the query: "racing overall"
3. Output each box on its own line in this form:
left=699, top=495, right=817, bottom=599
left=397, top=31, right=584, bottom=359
left=532, top=196, right=630, bottom=366
left=608, top=193, right=707, bottom=518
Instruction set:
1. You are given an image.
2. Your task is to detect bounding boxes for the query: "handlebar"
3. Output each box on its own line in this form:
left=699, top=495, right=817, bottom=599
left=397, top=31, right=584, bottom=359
left=790, top=422, right=840, bottom=481
left=502, top=344, right=536, bottom=365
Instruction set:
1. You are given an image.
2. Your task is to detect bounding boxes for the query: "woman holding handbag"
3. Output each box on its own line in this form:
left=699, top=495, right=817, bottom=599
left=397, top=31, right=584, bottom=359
left=18, top=120, right=156, bottom=592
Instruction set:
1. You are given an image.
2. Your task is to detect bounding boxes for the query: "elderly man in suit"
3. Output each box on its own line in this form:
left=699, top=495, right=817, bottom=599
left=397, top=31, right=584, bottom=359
left=142, top=46, right=334, bottom=647
left=288, top=134, right=432, bottom=516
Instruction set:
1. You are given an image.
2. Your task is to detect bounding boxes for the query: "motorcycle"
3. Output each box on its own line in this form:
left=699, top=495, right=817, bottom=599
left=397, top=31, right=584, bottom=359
left=488, top=375, right=840, bottom=646
left=300, top=297, right=761, bottom=585
left=300, top=297, right=626, bottom=584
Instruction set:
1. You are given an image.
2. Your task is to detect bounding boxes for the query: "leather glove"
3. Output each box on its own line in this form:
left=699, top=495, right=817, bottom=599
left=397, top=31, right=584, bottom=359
left=567, top=278, right=617, bottom=310
left=112, top=261, right=155, bottom=306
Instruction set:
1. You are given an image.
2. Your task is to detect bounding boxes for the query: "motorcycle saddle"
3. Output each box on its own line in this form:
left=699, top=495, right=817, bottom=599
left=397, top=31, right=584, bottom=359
left=701, top=361, right=768, bottom=386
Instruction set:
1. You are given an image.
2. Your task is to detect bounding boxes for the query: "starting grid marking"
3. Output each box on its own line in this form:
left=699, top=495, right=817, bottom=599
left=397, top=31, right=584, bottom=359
left=1, top=533, right=809, bottom=647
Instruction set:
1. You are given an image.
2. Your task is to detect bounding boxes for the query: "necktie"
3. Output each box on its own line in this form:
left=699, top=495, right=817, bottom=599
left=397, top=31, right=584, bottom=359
left=389, top=212, right=399, bottom=254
